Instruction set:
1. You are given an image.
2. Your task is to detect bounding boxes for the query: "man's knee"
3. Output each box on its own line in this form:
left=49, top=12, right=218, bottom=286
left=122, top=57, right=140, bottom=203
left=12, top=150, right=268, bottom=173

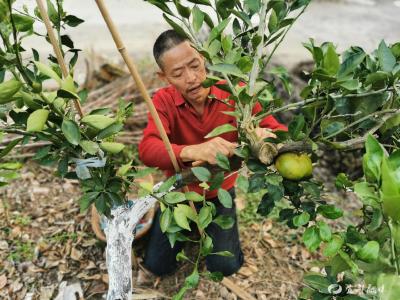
left=142, top=258, right=178, bottom=276
left=206, top=251, right=244, bottom=276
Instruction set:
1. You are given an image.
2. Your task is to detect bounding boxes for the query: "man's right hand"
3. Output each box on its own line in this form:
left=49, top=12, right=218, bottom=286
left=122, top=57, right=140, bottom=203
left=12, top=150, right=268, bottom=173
left=180, top=137, right=237, bottom=165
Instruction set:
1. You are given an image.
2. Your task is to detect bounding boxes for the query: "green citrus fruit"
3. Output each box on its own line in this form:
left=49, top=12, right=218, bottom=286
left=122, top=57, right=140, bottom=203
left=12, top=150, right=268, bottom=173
left=31, top=81, right=42, bottom=93
left=275, top=152, right=313, bottom=181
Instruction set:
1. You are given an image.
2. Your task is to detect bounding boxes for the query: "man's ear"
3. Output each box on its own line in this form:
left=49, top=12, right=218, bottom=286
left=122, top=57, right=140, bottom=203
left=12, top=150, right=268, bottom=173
left=157, top=70, right=168, bottom=84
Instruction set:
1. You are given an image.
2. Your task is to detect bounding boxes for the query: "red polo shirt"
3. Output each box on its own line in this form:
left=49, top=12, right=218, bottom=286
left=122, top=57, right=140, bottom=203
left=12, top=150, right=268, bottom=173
left=138, top=84, right=287, bottom=198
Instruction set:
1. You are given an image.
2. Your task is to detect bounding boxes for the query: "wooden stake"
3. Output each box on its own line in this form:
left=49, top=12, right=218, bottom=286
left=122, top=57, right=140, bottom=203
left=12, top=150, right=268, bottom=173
left=94, top=0, right=180, bottom=172
left=35, top=0, right=84, bottom=117
left=94, top=0, right=199, bottom=216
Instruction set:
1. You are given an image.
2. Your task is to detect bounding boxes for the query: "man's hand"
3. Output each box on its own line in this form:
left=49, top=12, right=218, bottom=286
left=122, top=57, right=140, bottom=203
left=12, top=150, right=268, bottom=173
left=180, top=137, right=237, bottom=165
left=255, top=128, right=277, bottom=140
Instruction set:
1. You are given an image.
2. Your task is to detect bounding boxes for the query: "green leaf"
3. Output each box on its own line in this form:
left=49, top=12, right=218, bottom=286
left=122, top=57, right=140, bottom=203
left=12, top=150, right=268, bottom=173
left=377, top=274, right=400, bottom=300
left=293, top=212, right=310, bottom=227
left=201, top=235, right=213, bottom=256
left=160, top=207, right=172, bottom=233
left=27, top=109, right=49, bottom=132
left=61, top=75, right=76, bottom=93
left=117, top=162, right=132, bottom=176
left=338, top=50, right=366, bottom=78
left=34, top=62, right=61, bottom=85
left=204, top=123, right=237, bottom=138
left=185, top=191, right=204, bottom=202
left=146, top=0, right=174, bottom=15
left=0, top=162, right=22, bottom=170
left=236, top=175, right=249, bottom=193
left=323, top=43, right=340, bottom=75
left=100, top=142, right=125, bottom=154
left=79, top=192, right=99, bottom=213
left=61, top=119, right=81, bottom=146
left=192, top=5, right=204, bottom=32
left=321, top=120, right=345, bottom=137
left=187, top=0, right=211, bottom=5
left=46, top=0, right=58, bottom=24
left=165, top=192, right=186, bottom=204
left=378, top=40, right=396, bottom=72
left=217, top=188, right=232, bottom=208
left=205, top=271, right=224, bottom=282
left=207, top=40, right=222, bottom=57
left=79, top=140, right=99, bottom=155
left=208, top=64, right=248, bottom=79
left=245, top=0, right=260, bottom=14
left=162, top=13, right=188, bottom=38
left=174, top=0, right=191, bottom=18
left=174, top=204, right=195, bottom=231
left=381, top=157, right=400, bottom=196
left=191, top=167, right=211, bottom=182
left=268, top=9, right=278, bottom=33
left=303, top=274, right=331, bottom=293
left=0, top=79, right=22, bottom=104
left=64, top=15, right=84, bottom=27
left=303, top=225, right=321, bottom=252
left=356, top=241, right=379, bottom=263
left=209, top=171, right=225, bottom=191
left=365, top=71, right=390, bottom=90
left=363, top=134, right=384, bottom=183
left=257, top=192, right=275, bottom=216
left=176, top=249, right=189, bottom=262
left=185, top=269, right=200, bottom=288
left=97, top=123, right=124, bottom=140
left=288, top=114, right=305, bottom=140
left=382, top=158, right=400, bottom=221
left=317, top=205, right=343, bottom=219
left=12, top=14, right=34, bottom=32
left=339, top=79, right=360, bottom=91
left=353, top=182, right=379, bottom=208
left=209, top=18, right=230, bottom=42
left=215, top=152, right=230, bottom=170
left=221, top=35, right=233, bottom=53
left=81, top=115, right=115, bottom=130
left=212, top=251, right=234, bottom=257
left=323, top=234, right=343, bottom=257
left=317, top=221, right=332, bottom=242
left=157, top=175, right=177, bottom=193
left=198, top=206, right=212, bottom=229
left=213, top=215, right=234, bottom=229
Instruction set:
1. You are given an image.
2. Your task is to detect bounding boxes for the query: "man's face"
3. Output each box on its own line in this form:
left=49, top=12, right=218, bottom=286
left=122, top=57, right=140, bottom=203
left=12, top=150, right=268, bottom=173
left=158, top=41, right=210, bottom=106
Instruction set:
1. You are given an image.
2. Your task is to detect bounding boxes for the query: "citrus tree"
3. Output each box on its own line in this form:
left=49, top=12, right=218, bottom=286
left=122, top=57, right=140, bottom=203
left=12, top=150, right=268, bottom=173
left=143, top=0, right=400, bottom=299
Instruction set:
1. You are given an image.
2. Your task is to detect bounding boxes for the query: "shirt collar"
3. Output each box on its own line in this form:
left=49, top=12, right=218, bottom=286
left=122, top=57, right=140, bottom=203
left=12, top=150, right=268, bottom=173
left=172, top=85, right=216, bottom=107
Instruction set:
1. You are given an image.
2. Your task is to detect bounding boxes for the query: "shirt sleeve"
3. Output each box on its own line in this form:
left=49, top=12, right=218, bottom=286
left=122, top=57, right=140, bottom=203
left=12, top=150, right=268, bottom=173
left=138, top=93, right=186, bottom=171
left=252, top=102, right=288, bottom=131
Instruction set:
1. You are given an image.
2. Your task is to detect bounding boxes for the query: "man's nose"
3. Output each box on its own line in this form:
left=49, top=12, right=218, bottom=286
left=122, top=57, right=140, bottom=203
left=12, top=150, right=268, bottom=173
left=185, top=69, right=196, bottom=83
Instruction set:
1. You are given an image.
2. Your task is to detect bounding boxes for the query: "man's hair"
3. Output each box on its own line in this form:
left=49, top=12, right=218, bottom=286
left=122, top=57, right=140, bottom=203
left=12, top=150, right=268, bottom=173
left=153, top=30, right=187, bottom=69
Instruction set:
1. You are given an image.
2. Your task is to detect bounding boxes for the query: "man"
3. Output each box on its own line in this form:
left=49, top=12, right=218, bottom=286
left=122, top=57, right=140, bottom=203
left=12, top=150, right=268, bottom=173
left=138, top=30, right=286, bottom=277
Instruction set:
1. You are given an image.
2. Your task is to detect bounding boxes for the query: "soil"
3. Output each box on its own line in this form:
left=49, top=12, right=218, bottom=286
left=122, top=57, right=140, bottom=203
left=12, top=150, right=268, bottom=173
left=0, top=158, right=360, bottom=299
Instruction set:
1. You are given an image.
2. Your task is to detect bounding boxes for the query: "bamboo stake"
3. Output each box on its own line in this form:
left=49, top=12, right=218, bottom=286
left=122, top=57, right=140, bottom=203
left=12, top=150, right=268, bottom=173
left=35, top=0, right=84, bottom=117
left=94, top=0, right=180, bottom=172
left=94, top=0, right=200, bottom=217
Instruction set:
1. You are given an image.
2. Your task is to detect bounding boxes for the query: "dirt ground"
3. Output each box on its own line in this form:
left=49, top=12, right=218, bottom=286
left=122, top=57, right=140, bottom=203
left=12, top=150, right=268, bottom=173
left=0, top=156, right=360, bottom=299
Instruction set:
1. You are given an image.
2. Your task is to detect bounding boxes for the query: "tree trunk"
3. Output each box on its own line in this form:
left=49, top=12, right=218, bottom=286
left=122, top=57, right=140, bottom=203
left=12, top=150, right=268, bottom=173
left=104, top=182, right=165, bottom=300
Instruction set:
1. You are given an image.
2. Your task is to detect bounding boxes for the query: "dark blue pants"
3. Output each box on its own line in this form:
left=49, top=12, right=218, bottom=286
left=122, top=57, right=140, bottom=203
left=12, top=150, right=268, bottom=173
left=143, top=188, right=244, bottom=276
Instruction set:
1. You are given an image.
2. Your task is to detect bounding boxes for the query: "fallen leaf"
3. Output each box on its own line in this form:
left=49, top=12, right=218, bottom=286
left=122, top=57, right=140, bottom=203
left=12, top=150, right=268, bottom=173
left=70, top=247, right=82, bottom=261
left=0, top=274, right=7, bottom=290
left=238, top=266, right=253, bottom=277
